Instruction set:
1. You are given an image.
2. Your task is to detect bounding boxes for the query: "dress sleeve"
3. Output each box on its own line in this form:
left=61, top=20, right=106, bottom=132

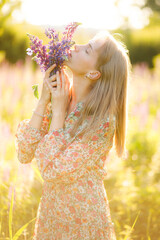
left=15, top=102, right=52, bottom=164
left=35, top=116, right=116, bottom=184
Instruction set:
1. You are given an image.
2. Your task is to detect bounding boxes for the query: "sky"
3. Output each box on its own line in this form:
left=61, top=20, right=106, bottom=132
left=12, top=0, right=151, bottom=30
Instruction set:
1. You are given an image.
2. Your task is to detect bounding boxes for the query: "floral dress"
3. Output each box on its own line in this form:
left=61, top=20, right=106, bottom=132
left=15, top=101, right=117, bottom=240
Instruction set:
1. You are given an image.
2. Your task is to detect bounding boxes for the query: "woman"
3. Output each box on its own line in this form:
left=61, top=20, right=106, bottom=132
left=15, top=30, right=130, bottom=239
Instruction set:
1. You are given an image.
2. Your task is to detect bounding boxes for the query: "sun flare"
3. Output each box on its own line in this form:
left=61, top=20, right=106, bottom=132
left=11, top=0, right=149, bottom=30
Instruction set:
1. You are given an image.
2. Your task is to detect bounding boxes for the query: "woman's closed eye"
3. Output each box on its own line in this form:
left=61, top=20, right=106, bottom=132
left=85, top=48, right=89, bottom=54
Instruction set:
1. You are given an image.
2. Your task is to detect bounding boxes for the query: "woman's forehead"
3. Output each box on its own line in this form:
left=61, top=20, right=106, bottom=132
left=91, top=37, right=106, bottom=52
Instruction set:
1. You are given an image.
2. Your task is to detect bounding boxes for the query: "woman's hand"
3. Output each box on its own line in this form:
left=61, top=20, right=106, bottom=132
left=39, top=64, right=57, bottom=105
left=45, top=66, right=71, bottom=118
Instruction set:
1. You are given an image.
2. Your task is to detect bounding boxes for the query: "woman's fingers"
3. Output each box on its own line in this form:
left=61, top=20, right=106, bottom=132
left=45, top=63, right=56, bottom=78
left=45, top=75, right=56, bottom=86
left=45, top=79, right=51, bottom=91
left=47, top=63, right=56, bottom=74
left=46, top=68, right=70, bottom=96
left=44, top=79, right=49, bottom=90
left=48, top=74, right=56, bottom=82
left=50, top=81, right=57, bottom=87
left=61, top=69, right=65, bottom=92
left=56, top=71, right=60, bottom=91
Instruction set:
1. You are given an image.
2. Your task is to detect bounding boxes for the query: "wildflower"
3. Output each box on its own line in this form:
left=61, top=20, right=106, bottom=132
left=26, top=22, right=81, bottom=103
left=26, top=48, right=33, bottom=56
left=26, top=22, right=81, bottom=77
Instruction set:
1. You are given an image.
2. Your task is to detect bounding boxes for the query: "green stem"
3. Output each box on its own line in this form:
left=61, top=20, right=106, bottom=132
left=49, top=95, right=53, bottom=129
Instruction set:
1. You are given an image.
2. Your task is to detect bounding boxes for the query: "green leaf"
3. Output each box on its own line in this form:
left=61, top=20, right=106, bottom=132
left=70, top=40, right=75, bottom=45
left=62, top=55, right=68, bottom=61
left=76, top=22, right=82, bottom=26
left=124, top=211, right=140, bottom=240
left=32, top=56, right=37, bottom=61
left=12, top=217, right=37, bottom=240
left=32, top=84, right=39, bottom=99
left=26, top=33, right=33, bottom=39
left=9, top=188, right=14, bottom=240
left=31, top=165, right=44, bottom=184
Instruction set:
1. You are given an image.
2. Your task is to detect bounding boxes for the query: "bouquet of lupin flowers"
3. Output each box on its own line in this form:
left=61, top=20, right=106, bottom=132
left=26, top=21, right=81, bottom=100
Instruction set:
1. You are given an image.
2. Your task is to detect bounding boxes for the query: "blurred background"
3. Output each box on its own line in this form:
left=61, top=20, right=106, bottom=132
left=0, top=0, right=160, bottom=239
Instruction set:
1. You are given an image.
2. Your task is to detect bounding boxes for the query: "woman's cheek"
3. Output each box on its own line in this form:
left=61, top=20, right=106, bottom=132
left=73, top=55, right=90, bottom=73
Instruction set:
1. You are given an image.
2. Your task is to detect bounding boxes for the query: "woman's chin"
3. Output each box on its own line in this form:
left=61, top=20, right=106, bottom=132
left=64, top=61, right=72, bottom=69
left=63, top=63, right=73, bottom=73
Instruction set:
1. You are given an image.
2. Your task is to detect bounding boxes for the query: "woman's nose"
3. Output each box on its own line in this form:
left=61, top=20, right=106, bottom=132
left=74, top=44, right=80, bottom=52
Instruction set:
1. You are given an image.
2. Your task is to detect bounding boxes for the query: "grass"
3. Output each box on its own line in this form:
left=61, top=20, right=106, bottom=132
left=0, top=57, right=160, bottom=239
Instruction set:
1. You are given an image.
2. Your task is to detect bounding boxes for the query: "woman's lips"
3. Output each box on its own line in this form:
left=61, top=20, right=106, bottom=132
left=70, top=50, right=74, bottom=57
left=66, top=50, right=72, bottom=58
left=69, top=51, right=72, bottom=58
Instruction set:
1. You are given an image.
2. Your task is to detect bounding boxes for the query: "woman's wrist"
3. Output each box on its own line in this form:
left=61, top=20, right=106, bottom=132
left=31, top=99, right=49, bottom=119
left=49, top=112, right=66, bottom=131
left=29, top=100, right=48, bottom=130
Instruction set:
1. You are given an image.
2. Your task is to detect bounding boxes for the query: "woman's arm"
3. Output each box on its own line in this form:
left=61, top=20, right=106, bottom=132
left=15, top=63, right=58, bottom=164
left=29, top=99, right=49, bottom=130
left=15, top=100, right=52, bottom=164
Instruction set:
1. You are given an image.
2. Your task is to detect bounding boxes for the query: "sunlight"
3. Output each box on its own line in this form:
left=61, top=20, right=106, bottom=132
left=11, top=0, right=150, bottom=30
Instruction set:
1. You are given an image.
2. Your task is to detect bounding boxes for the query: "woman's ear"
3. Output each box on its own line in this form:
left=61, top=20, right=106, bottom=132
left=86, top=70, right=101, bottom=80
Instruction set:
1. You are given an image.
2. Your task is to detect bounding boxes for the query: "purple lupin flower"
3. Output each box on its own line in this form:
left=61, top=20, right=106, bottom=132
left=26, top=33, right=50, bottom=72
left=62, top=22, right=81, bottom=41
left=27, top=22, right=81, bottom=75
left=26, top=22, right=81, bottom=101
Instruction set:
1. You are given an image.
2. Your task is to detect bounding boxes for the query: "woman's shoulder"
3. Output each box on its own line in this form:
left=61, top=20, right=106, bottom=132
left=94, top=114, right=116, bottom=126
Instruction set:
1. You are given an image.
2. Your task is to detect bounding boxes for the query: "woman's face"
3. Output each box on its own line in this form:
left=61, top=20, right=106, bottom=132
left=65, top=37, right=105, bottom=75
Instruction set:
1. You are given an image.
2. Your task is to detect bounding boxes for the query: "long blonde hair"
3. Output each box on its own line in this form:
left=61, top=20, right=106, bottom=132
left=69, top=31, right=131, bottom=159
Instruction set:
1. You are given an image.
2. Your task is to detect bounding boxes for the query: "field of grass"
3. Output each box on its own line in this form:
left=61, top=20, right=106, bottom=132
left=0, top=57, right=160, bottom=239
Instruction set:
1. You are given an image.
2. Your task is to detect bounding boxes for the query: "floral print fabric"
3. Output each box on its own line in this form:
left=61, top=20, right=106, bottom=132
left=15, top=101, right=117, bottom=239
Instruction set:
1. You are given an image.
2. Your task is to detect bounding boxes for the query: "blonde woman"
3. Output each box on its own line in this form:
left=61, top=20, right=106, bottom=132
left=15, top=30, right=130, bottom=239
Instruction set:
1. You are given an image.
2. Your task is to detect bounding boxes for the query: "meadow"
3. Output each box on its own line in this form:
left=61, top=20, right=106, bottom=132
left=0, top=56, right=160, bottom=239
